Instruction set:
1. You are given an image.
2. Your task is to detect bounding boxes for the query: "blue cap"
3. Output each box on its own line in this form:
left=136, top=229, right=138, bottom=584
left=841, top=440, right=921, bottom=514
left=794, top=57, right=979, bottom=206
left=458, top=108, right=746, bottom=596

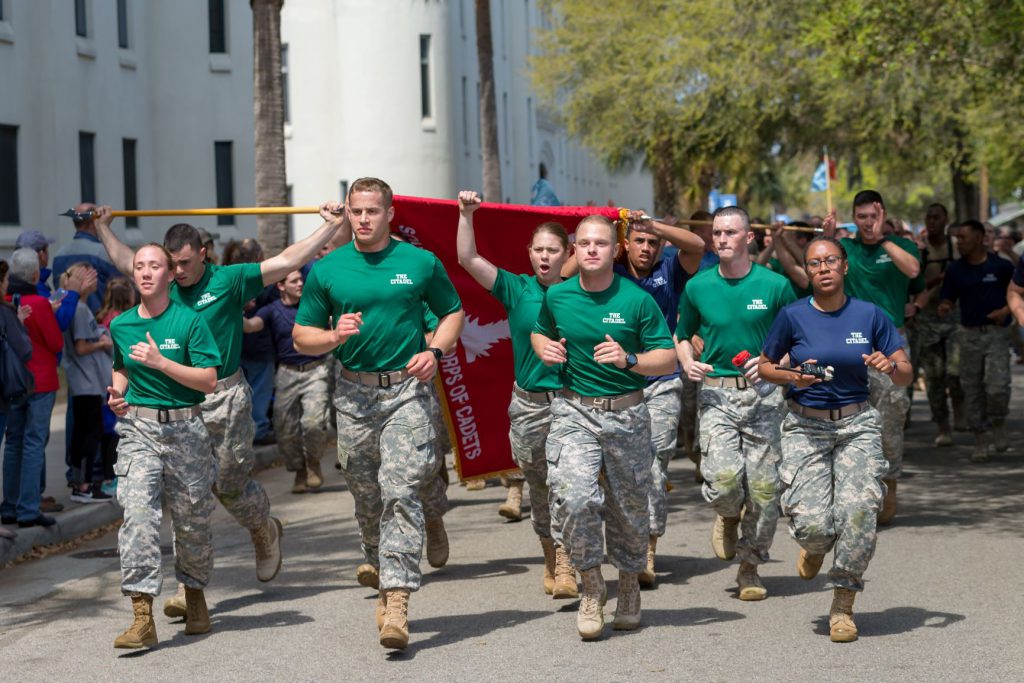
left=15, top=230, right=56, bottom=251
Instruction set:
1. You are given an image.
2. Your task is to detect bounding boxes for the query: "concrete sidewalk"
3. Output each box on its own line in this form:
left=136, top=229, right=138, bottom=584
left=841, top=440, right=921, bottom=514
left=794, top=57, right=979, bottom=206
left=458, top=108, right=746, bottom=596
left=0, top=402, right=279, bottom=566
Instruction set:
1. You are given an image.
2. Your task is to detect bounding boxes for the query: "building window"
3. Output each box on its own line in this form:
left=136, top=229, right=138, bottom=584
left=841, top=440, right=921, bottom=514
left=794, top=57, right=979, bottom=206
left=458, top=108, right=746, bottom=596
left=0, top=125, right=18, bottom=224
left=461, top=76, right=469, bottom=152
left=339, top=180, right=348, bottom=202
left=209, top=0, right=226, bottom=54
left=502, top=92, right=510, bottom=165
left=122, top=138, right=138, bottom=228
left=75, top=0, right=88, bottom=37
left=117, top=0, right=129, bottom=48
left=214, top=141, right=234, bottom=225
left=527, top=97, right=534, bottom=166
left=419, top=34, right=432, bottom=120
left=281, top=43, right=290, bottom=125
left=79, top=131, right=96, bottom=204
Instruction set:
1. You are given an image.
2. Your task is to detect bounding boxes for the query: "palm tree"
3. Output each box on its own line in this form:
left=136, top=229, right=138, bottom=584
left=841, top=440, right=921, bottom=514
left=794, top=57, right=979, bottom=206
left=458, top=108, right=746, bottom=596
left=475, top=0, right=502, bottom=202
left=251, top=0, right=288, bottom=255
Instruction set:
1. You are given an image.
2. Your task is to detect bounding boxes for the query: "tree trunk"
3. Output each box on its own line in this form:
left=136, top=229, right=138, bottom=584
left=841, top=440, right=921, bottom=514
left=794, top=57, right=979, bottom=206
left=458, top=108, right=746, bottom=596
left=475, top=0, right=502, bottom=202
left=950, top=141, right=980, bottom=222
left=651, top=139, right=679, bottom=217
left=251, top=0, right=289, bottom=255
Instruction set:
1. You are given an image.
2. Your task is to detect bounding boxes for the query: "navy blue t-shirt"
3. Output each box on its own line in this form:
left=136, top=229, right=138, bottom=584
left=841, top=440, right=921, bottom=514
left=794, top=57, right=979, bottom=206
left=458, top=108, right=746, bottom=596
left=699, top=251, right=719, bottom=271
left=940, top=254, right=1014, bottom=327
left=762, top=296, right=902, bottom=409
left=255, top=299, right=325, bottom=366
left=614, top=248, right=689, bottom=381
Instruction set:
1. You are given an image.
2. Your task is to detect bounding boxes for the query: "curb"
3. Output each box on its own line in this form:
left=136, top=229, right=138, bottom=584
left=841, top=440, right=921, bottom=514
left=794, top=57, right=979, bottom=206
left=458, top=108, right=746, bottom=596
left=0, top=444, right=281, bottom=568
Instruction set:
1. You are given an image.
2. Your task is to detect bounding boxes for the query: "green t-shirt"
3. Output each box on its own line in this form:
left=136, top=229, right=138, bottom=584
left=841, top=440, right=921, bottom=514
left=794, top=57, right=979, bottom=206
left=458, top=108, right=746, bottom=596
left=170, top=262, right=265, bottom=379
left=534, top=274, right=674, bottom=396
left=767, top=257, right=811, bottom=298
left=491, top=269, right=561, bottom=392
left=676, top=263, right=796, bottom=377
left=841, top=236, right=921, bottom=327
left=296, top=240, right=462, bottom=372
left=111, top=300, right=222, bottom=409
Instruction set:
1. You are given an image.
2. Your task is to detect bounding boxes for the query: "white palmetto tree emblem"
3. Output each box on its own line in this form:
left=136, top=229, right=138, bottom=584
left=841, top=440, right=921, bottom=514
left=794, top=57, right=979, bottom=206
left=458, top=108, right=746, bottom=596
left=460, top=316, right=511, bottom=363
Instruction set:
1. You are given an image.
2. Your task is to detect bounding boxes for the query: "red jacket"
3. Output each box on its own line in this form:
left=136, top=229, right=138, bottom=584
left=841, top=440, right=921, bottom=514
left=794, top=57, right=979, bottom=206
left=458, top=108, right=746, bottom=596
left=5, top=288, right=63, bottom=393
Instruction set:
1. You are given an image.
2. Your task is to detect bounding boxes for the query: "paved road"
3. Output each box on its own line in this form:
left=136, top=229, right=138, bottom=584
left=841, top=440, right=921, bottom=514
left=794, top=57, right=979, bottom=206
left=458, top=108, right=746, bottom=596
left=1, top=378, right=1022, bottom=682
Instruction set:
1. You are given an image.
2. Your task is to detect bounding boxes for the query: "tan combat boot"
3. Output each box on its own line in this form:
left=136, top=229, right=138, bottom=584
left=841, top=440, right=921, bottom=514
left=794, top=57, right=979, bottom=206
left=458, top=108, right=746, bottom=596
left=877, top=479, right=897, bottom=525
left=356, top=563, right=380, bottom=589
left=425, top=517, right=449, bottom=568
left=114, top=594, right=158, bottom=649
left=829, top=587, right=858, bottom=642
left=540, top=537, right=557, bottom=595
left=379, top=588, right=410, bottom=650
left=613, top=571, right=641, bottom=630
left=498, top=479, right=524, bottom=521
left=163, top=582, right=186, bottom=619
left=184, top=587, right=211, bottom=635
left=251, top=517, right=284, bottom=582
left=797, top=547, right=825, bottom=580
left=291, top=469, right=307, bottom=494
left=552, top=545, right=579, bottom=599
left=992, top=420, right=1008, bottom=453
left=933, top=421, right=953, bottom=447
left=375, top=590, right=387, bottom=631
left=576, top=567, right=607, bottom=640
left=306, top=458, right=324, bottom=489
left=971, top=433, right=991, bottom=463
left=638, top=535, right=657, bottom=589
left=737, top=561, right=767, bottom=601
left=711, top=515, right=740, bottom=560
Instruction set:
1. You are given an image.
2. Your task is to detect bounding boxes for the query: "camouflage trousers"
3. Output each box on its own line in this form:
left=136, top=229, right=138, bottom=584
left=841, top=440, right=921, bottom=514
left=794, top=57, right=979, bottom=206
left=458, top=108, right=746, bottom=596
left=507, top=388, right=554, bottom=539
left=114, top=414, right=216, bottom=596
left=867, top=366, right=911, bottom=480
left=645, top=378, right=682, bottom=537
left=912, top=312, right=963, bottom=424
left=779, top=407, right=887, bottom=592
left=202, top=373, right=271, bottom=531
left=275, top=362, right=331, bottom=473
left=957, top=325, right=1012, bottom=431
left=680, top=376, right=700, bottom=453
left=546, top=397, right=653, bottom=573
left=423, top=380, right=450, bottom=521
left=698, top=385, right=783, bottom=565
left=335, top=374, right=440, bottom=592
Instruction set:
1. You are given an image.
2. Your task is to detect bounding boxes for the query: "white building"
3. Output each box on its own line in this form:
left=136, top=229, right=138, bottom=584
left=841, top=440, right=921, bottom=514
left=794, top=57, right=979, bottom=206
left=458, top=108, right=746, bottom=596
left=281, top=0, right=653, bottom=239
left=1, top=1, right=653, bottom=251
left=0, top=0, right=256, bottom=251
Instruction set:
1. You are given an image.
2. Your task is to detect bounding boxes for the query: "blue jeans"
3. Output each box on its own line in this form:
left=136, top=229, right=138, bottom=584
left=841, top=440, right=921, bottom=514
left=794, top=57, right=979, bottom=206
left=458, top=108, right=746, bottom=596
left=2, top=391, right=57, bottom=522
left=241, top=358, right=275, bottom=439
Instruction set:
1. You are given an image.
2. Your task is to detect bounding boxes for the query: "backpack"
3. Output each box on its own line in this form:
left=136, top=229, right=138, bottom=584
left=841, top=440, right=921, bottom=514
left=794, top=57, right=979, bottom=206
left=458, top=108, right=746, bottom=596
left=0, top=305, right=35, bottom=408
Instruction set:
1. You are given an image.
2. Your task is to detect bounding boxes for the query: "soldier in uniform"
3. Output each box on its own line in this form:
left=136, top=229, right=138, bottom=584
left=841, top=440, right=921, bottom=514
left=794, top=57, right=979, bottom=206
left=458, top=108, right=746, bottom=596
left=531, top=215, right=677, bottom=640
left=456, top=190, right=575, bottom=597
left=910, top=203, right=964, bottom=445
left=292, top=177, right=465, bottom=651
left=244, top=270, right=330, bottom=492
left=94, top=202, right=345, bottom=614
left=613, top=211, right=705, bottom=588
left=759, top=237, right=912, bottom=643
left=938, top=220, right=1015, bottom=462
left=108, top=244, right=221, bottom=648
left=675, top=206, right=795, bottom=601
left=827, top=190, right=922, bottom=524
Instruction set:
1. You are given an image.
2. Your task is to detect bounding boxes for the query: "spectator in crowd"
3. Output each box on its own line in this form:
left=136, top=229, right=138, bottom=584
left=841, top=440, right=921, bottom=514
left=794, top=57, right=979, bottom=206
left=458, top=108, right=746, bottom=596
left=15, top=229, right=83, bottom=332
left=95, top=276, right=138, bottom=496
left=530, top=163, right=562, bottom=207
left=198, top=228, right=218, bottom=264
left=53, top=203, right=123, bottom=313
left=995, top=227, right=1018, bottom=263
left=224, top=239, right=277, bottom=445
left=0, top=259, right=33, bottom=539
left=1, top=248, right=65, bottom=527
left=60, top=263, right=115, bottom=503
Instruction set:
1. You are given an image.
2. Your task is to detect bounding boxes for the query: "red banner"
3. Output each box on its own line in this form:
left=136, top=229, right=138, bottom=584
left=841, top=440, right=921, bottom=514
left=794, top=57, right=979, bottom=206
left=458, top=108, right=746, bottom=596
left=390, top=195, right=623, bottom=481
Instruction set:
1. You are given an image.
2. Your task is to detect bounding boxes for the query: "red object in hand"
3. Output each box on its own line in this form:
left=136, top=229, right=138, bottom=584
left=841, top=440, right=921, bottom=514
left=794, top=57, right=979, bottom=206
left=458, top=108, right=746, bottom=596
left=732, top=350, right=752, bottom=368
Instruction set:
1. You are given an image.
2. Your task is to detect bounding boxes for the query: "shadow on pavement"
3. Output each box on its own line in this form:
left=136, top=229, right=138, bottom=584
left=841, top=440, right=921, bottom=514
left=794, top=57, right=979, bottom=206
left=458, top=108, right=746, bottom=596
left=387, top=609, right=551, bottom=658
left=811, top=606, right=966, bottom=638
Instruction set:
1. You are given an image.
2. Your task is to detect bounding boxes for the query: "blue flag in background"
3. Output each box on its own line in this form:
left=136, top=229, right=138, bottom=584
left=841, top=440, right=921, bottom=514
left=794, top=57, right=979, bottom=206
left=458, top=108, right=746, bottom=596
left=811, top=161, right=828, bottom=192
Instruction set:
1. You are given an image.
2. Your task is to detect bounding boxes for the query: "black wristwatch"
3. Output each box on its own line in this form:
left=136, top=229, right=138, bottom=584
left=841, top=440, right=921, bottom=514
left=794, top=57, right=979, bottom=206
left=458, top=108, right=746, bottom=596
left=428, top=346, right=444, bottom=362
left=624, top=352, right=638, bottom=370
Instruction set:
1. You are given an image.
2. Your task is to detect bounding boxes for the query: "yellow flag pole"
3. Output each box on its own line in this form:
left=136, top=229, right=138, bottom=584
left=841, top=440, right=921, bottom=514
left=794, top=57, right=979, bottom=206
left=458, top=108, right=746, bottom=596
left=107, top=206, right=323, bottom=218
left=823, top=147, right=833, bottom=216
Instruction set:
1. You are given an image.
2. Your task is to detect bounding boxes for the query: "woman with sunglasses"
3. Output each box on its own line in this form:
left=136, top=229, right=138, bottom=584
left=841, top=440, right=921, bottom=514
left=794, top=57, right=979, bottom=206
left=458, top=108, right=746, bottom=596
left=757, top=237, right=912, bottom=643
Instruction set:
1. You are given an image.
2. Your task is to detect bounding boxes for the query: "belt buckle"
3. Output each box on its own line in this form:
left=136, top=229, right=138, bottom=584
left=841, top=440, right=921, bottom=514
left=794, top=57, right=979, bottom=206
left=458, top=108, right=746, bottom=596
left=157, top=408, right=171, bottom=424
left=829, top=407, right=840, bottom=421
left=544, top=391, right=557, bottom=403
left=595, top=397, right=612, bottom=410
left=379, top=372, right=392, bottom=388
